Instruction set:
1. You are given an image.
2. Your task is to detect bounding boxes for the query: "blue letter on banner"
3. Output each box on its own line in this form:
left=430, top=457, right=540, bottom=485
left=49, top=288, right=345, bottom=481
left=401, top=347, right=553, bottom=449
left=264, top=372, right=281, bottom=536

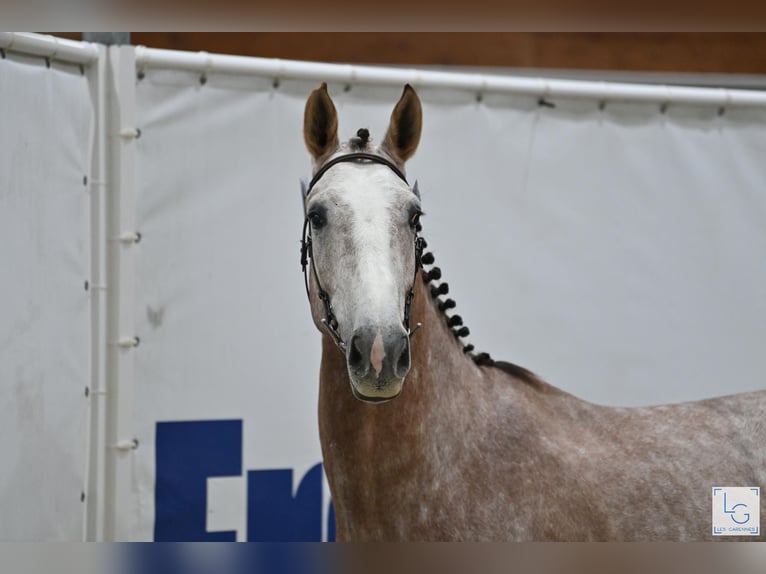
left=155, top=419, right=242, bottom=541
left=247, top=463, right=324, bottom=541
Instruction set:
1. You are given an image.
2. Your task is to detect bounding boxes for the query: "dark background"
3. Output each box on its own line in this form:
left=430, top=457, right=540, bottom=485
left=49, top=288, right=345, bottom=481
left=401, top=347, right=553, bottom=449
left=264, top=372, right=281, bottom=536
left=51, top=33, right=766, bottom=75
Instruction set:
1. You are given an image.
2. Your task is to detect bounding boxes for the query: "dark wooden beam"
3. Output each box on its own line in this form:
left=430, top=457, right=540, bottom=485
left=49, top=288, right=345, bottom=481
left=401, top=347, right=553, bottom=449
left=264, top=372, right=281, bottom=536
left=47, top=33, right=766, bottom=74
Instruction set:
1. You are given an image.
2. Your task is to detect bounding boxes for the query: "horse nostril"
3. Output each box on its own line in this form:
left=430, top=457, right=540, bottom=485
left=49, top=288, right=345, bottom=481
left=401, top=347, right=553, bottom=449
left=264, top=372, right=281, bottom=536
left=396, top=342, right=411, bottom=375
left=348, top=335, right=364, bottom=370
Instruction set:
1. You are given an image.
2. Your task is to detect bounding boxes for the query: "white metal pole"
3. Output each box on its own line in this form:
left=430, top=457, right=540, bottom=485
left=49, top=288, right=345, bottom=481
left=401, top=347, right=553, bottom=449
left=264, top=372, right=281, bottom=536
left=0, top=32, right=98, bottom=64
left=134, top=46, right=766, bottom=109
left=83, top=44, right=110, bottom=542
left=104, top=44, right=140, bottom=542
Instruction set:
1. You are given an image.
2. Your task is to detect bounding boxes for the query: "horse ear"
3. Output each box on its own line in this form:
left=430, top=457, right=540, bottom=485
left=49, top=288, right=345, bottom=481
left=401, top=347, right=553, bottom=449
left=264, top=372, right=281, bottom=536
left=382, top=84, right=422, bottom=163
left=304, top=82, right=339, bottom=160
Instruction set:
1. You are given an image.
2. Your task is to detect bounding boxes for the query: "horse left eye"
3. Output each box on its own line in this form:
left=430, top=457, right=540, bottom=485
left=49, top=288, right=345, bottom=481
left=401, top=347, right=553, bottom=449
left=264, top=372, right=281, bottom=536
left=409, top=212, right=421, bottom=229
left=309, top=212, right=326, bottom=229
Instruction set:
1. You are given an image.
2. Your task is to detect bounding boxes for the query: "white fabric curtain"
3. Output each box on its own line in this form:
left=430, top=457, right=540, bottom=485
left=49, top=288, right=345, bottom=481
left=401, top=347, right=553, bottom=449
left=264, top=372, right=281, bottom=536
left=0, top=52, right=93, bottom=540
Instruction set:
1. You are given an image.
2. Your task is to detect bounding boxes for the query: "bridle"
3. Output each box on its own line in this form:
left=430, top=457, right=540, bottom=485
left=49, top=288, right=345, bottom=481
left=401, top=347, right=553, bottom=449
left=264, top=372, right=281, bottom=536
left=300, top=152, right=425, bottom=352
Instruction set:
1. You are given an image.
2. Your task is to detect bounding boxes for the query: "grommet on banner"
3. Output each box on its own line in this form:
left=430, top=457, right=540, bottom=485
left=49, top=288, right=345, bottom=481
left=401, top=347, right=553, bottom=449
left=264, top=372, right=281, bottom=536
left=718, top=89, right=732, bottom=117
left=81, top=492, right=86, bottom=502
left=120, top=127, right=141, bottom=140
left=538, top=98, right=555, bottom=108
left=114, top=438, right=139, bottom=451
left=116, top=231, right=141, bottom=244
left=137, top=68, right=145, bottom=81
left=346, top=64, right=360, bottom=91
left=537, top=78, right=555, bottom=109
left=44, top=57, right=51, bottom=68
left=273, top=78, right=281, bottom=89
left=198, top=50, right=212, bottom=87
left=596, top=81, right=611, bottom=112
left=114, top=336, right=140, bottom=348
left=476, top=77, right=488, bottom=103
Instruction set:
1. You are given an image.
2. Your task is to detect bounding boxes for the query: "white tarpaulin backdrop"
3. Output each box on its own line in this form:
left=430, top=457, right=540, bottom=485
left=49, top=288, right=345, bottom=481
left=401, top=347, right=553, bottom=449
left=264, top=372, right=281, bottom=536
left=0, top=52, right=92, bottom=540
left=1, top=36, right=765, bottom=541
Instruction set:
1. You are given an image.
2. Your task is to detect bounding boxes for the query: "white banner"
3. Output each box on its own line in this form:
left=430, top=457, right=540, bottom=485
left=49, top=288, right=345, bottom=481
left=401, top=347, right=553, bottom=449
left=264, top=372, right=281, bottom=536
left=0, top=52, right=93, bottom=540
left=125, top=70, right=766, bottom=541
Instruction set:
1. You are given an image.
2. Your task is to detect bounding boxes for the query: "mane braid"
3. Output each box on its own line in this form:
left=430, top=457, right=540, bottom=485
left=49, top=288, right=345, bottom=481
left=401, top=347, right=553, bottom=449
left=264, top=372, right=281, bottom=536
left=349, top=127, right=371, bottom=150
left=418, top=234, right=539, bottom=386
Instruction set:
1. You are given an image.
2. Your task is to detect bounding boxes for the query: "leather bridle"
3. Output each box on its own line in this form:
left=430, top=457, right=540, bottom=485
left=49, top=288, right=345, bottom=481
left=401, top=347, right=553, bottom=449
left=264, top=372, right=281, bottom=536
left=300, top=152, right=425, bottom=352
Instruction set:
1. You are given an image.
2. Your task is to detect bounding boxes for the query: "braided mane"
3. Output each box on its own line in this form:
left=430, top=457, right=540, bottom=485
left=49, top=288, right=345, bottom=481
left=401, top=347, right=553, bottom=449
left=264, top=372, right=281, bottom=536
left=416, top=225, right=539, bottom=385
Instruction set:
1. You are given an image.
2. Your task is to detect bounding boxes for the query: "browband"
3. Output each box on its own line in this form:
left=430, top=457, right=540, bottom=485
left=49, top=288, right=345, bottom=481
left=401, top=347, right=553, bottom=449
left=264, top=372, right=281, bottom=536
left=305, top=152, right=408, bottom=195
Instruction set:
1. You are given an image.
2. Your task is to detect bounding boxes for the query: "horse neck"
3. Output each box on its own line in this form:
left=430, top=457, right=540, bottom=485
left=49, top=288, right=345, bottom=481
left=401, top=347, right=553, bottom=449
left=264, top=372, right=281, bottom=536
left=317, top=273, right=497, bottom=536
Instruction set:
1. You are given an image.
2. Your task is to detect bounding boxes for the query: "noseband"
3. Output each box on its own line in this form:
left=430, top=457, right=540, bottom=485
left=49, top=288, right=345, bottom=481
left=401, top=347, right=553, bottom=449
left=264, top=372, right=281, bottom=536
left=300, top=152, right=425, bottom=352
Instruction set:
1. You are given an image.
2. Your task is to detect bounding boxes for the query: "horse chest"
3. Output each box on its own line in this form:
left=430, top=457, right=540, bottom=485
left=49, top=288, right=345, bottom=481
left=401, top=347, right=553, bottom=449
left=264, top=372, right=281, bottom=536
left=324, top=411, right=540, bottom=540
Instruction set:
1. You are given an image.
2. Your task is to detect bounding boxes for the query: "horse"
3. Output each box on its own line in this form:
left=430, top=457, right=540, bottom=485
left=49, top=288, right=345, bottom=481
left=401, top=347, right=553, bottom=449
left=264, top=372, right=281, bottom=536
left=300, top=82, right=766, bottom=541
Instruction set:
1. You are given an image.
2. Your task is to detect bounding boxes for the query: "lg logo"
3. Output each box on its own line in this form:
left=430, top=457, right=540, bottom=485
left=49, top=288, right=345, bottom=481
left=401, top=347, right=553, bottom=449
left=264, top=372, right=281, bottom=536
left=712, top=487, right=760, bottom=536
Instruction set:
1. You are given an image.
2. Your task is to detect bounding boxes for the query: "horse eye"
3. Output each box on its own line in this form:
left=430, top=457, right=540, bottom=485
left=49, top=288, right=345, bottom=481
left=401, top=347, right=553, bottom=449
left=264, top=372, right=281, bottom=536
left=409, top=212, right=421, bottom=229
left=308, top=211, right=326, bottom=229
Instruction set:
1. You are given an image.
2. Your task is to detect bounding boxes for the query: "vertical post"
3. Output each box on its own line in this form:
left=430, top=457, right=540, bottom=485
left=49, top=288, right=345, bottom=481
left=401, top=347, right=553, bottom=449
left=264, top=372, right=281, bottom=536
left=82, top=33, right=131, bottom=46
left=84, top=44, right=109, bottom=542
left=103, top=45, right=139, bottom=541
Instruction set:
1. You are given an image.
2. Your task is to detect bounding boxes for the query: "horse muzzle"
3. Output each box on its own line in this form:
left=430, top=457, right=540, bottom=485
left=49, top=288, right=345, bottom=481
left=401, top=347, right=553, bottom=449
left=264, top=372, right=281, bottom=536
left=346, top=325, right=411, bottom=403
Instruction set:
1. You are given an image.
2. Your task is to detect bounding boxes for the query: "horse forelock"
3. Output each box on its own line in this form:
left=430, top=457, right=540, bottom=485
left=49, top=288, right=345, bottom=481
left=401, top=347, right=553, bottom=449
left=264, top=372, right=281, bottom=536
left=348, top=127, right=372, bottom=151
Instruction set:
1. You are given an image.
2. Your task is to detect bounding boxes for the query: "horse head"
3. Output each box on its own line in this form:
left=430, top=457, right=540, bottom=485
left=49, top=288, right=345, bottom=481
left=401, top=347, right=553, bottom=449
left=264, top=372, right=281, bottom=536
left=302, top=83, right=423, bottom=403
